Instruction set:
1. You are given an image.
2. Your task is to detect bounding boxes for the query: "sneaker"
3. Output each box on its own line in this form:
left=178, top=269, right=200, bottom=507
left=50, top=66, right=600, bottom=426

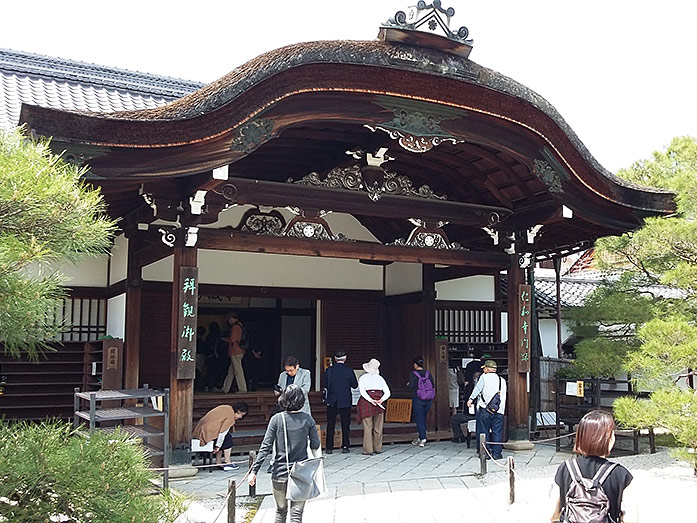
left=411, top=438, right=425, bottom=447
left=419, top=439, right=426, bottom=447
left=223, top=463, right=239, bottom=471
left=342, top=447, right=350, bottom=454
left=325, top=448, right=333, bottom=455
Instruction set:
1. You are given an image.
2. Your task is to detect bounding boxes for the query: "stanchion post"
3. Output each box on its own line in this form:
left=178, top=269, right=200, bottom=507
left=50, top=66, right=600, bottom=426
left=228, top=479, right=236, bottom=523
left=508, top=456, right=515, bottom=505
left=479, top=434, right=487, bottom=474
left=249, top=451, right=257, bottom=496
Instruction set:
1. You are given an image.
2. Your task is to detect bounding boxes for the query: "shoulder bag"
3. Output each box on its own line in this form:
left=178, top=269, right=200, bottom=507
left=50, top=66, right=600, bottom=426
left=282, top=413, right=326, bottom=501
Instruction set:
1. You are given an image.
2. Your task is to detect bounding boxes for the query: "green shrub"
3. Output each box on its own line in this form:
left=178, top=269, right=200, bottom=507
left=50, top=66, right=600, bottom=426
left=0, top=420, right=186, bottom=522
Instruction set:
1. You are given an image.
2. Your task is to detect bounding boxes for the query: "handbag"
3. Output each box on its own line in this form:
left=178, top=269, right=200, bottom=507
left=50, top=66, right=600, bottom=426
left=281, top=413, right=326, bottom=501
left=484, top=376, right=502, bottom=414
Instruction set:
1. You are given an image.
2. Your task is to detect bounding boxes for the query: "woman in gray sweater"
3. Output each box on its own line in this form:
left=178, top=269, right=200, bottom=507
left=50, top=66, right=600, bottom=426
left=249, top=384, right=320, bottom=522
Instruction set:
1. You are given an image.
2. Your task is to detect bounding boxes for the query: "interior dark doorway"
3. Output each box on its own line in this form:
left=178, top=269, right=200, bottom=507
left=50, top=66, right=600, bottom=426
left=196, top=297, right=315, bottom=393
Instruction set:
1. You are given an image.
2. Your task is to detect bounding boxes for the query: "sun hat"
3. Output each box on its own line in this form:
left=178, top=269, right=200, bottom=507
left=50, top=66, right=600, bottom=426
left=362, top=358, right=380, bottom=374
left=481, top=359, right=497, bottom=370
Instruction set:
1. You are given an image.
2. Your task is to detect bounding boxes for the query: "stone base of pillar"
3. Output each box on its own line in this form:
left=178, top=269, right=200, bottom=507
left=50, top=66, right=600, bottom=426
left=503, top=439, right=534, bottom=451
left=168, top=464, right=199, bottom=479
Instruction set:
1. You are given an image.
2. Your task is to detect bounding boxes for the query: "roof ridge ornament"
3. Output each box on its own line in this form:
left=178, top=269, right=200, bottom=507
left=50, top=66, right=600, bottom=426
left=379, top=1, right=473, bottom=58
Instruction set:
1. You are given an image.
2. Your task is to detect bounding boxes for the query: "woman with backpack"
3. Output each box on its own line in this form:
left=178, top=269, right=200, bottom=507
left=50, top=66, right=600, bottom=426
left=550, top=409, right=638, bottom=523
left=408, top=357, right=435, bottom=448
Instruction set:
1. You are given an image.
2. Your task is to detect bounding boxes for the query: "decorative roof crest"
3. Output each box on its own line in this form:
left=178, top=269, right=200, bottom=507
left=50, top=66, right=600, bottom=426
left=380, top=1, right=473, bottom=58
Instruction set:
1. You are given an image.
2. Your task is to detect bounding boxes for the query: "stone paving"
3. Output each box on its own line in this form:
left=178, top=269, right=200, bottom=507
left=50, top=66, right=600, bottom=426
left=172, top=439, right=697, bottom=522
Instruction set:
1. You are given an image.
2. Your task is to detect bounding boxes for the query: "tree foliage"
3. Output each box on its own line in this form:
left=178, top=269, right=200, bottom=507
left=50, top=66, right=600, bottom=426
left=0, top=128, right=117, bottom=359
left=567, top=136, right=697, bottom=474
left=0, top=420, right=187, bottom=522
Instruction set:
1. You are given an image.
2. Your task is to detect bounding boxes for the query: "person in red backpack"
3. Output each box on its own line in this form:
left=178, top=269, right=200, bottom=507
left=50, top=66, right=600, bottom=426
left=408, top=357, right=435, bottom=447
left=550, top=410, right=638, bottom=523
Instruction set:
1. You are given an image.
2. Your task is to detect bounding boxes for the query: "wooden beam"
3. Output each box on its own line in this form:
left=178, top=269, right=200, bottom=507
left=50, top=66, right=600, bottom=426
left=196, top=228, right=510, bottom=268
left=433, top=265, right=499, bottom=282
left=213, top=177, right=512, bottom=228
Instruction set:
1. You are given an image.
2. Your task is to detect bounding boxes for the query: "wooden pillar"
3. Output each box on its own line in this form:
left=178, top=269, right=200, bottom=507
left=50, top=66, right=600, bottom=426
left=124, top=235, right=143, bottom=390
left=554, top=257, right=563, bottom=359
left=506, top=258, right=529, bottom=441
left=169, top=237, right=198, bottom=463
left=423, top=264, right=448, bottom=431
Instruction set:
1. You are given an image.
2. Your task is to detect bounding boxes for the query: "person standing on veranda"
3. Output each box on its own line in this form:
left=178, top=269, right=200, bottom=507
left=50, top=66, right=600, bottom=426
left=221, top=311, right=247, bottom=393
left=356, top=358, right=390, bottom=455
left=275, top=356, right=312, bottom=416
left=321, top=350, right=358, bottom=454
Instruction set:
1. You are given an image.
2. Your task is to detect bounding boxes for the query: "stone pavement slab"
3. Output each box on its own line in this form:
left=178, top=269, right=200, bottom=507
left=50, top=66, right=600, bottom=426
left=172, top=441, right=697, bottom=522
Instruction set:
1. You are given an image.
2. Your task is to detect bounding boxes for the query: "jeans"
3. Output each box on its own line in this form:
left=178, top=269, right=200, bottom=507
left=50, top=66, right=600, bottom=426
left=412, top=397, right=432, bottom=440
left=475, top=408, right=504, bottom=459
left=326, top=405, right=352, bottom=449
left=271, top=479, right=306, bottom=523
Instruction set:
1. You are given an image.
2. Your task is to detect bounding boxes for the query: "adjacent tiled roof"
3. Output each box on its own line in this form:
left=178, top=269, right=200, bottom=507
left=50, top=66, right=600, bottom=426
left=0, top=48, right=203, bottom=131
left=534, top=276, right=687, bottom=310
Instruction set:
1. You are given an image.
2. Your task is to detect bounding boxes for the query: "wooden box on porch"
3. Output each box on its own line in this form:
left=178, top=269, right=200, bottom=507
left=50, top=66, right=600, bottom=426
left=385, top=399, right=412, bottom=423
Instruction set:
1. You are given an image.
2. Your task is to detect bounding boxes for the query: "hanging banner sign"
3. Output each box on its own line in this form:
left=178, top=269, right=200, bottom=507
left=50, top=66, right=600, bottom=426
left=177, top=267, right=199, bottom=380
left=518, top=284, right=532, bottom=373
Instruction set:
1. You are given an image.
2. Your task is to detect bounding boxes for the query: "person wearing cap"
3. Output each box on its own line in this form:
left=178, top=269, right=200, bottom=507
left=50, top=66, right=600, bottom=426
left=356, top=358, right=391, bottom=455
left=466, top=359, right=507, bottom=460
left=321, top=350, right=358, bottom=454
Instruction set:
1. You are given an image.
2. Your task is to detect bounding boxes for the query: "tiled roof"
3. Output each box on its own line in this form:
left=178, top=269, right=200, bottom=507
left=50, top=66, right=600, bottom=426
left=0, top=48, right=203, bottom=131
left=533, top=276, right=687, bottom=310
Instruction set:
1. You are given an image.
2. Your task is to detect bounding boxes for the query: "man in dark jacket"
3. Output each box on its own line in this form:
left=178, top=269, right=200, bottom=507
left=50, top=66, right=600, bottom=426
left=321, top=350, right=358, bottom=454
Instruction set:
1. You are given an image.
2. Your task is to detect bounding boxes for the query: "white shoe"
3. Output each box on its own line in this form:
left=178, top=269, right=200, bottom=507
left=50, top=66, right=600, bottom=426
left=419, top=439, right=426, bottom=447
left=411, top=439, right=425, bottom=447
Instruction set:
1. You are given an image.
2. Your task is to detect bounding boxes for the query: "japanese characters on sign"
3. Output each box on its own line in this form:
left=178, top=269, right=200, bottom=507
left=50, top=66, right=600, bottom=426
left=177, top=267, right=199, bottom=379
left=518, top=284, right=532, bottom=372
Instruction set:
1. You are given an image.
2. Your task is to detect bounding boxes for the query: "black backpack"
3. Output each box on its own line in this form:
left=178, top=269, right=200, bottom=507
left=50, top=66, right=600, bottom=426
left=239, top=322, right=250, bottom=350
left=560, top=458, right=618, bottom=523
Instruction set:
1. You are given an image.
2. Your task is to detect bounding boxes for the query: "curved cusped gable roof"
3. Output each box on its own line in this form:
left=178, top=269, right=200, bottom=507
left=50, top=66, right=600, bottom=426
left=19, top=36, right=675, bottom=253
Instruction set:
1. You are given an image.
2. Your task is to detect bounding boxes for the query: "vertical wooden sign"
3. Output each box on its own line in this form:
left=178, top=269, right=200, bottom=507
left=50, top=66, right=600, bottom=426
left=177, top=267, right=199, bottom=380
left=517, top=284, right=531, bottom=373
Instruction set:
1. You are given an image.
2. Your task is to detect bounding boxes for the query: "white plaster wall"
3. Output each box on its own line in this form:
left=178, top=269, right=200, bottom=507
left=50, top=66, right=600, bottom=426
left=109, top=234, right=128, bottom=285
left=107, top=293, right=126, bottom=339
left=56, top=255, right=109, bottom=286
left=501, top=312, right=508, bottom=342
left=538, top=319, right=574, bottom=358
left=141, top=250, right=383, bottom=290
left=384, top=262, right=422, bottom=296
left=436, top=275, right=495, bottom=301
left=25, top=255, right=109, bottom=287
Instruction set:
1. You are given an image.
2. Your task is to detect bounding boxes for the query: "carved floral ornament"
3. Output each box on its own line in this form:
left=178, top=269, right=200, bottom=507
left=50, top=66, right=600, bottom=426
left=366, top=97, right=466, bottom=153
left=289, top=148, right=447, bottom=203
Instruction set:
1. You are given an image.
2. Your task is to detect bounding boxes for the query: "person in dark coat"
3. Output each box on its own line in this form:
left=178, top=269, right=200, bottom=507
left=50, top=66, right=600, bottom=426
left=321, top=350, right=358, bottom=454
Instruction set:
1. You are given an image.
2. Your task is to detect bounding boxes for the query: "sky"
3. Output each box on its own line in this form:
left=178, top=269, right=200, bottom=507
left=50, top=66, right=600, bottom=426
left=1, top=0, right=695, bottom=173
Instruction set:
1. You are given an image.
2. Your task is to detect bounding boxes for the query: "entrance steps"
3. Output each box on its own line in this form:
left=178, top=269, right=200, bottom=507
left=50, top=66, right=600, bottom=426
left=193, top=390, right=453, bottom=453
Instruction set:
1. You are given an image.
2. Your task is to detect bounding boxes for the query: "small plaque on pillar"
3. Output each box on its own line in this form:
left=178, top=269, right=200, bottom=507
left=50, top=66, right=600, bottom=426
left=177, top=267, right=199, bottom=380
left=517, top=284, right=531, bottom=373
